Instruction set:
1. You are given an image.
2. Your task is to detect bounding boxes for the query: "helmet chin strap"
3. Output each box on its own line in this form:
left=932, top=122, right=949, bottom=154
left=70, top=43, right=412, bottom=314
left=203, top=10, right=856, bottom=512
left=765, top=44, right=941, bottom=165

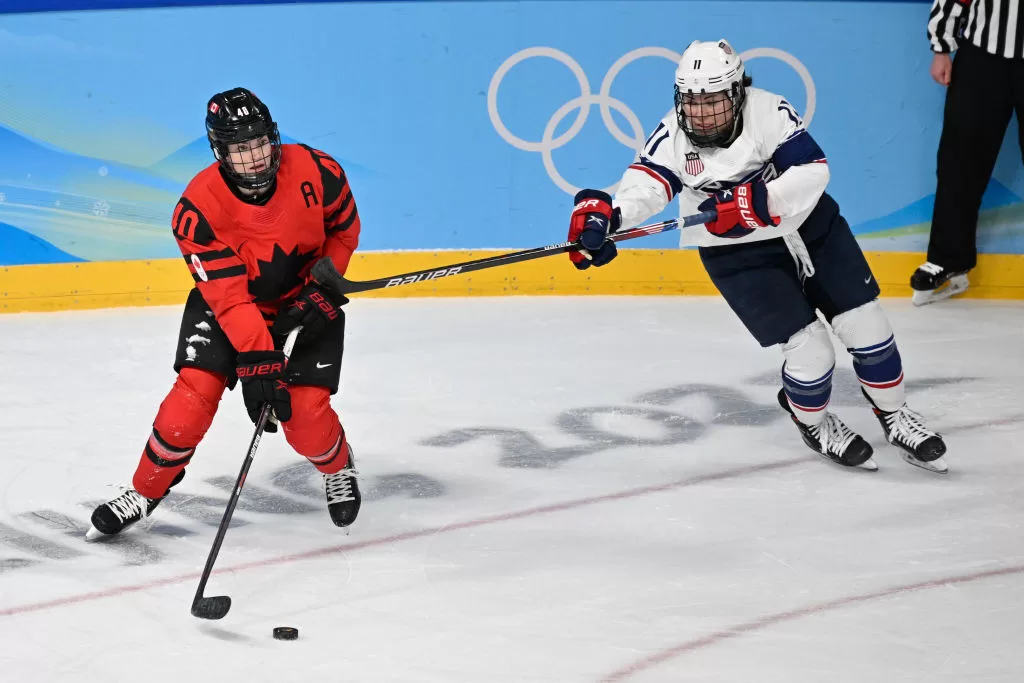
left=228, top=168, right=277, bottom=198
left=236, top=179, right=272, bottom=195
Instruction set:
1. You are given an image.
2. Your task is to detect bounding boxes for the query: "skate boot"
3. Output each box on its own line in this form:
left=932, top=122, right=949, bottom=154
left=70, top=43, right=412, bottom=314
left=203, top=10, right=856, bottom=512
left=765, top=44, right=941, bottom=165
left=862, top=389, right=948, bottom=473
left=85, top=470, right=185, bottom=541
left=778, top=389, right=877, bottom=471
left=910, top=262, right=969, bottom=306
left=324, top=443, right=361, bottom=528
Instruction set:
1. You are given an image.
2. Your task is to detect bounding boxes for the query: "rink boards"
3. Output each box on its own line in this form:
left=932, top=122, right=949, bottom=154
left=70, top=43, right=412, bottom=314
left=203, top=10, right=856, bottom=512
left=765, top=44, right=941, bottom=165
left=1, top=250, right=1023, bottom=313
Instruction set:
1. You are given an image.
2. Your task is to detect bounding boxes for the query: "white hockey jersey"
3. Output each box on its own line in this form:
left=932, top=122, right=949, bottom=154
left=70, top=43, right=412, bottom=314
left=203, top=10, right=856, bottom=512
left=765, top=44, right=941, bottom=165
left=614, top=87, right=830, bottom=249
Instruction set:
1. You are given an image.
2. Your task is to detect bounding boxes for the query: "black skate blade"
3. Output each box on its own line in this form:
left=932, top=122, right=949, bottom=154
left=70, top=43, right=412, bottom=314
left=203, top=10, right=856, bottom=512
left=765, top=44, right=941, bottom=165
left=191, top=595, right=231, bottom=620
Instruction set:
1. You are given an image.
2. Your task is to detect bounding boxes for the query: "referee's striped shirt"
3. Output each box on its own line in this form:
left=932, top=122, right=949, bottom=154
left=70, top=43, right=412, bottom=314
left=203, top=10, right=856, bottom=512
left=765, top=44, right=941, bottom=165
left=928, top=0, right=1023, bottom=58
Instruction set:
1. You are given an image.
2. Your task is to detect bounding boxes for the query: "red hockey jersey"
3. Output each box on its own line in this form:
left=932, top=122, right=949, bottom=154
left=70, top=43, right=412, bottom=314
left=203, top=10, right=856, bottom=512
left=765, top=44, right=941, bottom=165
left=172, top=144, right=360, bottom=354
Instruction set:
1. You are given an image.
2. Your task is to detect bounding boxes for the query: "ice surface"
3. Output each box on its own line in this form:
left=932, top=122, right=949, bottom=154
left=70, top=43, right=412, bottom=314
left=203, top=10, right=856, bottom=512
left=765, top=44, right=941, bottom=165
left=0, top=296, right=1021, bottom=682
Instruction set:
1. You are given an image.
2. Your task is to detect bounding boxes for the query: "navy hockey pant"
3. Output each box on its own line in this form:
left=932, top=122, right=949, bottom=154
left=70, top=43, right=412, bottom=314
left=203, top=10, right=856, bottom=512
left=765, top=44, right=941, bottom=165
left=699, top=193, right=881, bottom=347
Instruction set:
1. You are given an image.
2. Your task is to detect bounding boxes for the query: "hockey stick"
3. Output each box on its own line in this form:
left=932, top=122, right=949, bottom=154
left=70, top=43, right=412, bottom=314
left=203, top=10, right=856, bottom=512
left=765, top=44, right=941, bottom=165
left=322, top=210, right=716, bottom=295
left=190, top=321, right=304, bottom=620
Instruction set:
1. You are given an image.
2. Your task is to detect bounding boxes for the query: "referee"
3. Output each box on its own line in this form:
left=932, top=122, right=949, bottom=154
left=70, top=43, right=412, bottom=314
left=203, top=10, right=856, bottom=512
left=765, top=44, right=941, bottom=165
left=913, top=0, right=1024, bottom=305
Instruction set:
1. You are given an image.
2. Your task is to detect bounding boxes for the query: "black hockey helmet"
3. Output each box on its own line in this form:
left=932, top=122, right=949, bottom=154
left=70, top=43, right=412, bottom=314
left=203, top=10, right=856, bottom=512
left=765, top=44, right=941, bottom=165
left=206, top=87, right=282, bottom=190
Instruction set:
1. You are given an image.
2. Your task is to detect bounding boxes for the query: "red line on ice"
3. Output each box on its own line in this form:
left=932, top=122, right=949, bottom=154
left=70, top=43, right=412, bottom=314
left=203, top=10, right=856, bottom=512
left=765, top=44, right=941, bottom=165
left=0, top=458, right=805, bottom=618
left=600, top=563, right=1024, bottom=681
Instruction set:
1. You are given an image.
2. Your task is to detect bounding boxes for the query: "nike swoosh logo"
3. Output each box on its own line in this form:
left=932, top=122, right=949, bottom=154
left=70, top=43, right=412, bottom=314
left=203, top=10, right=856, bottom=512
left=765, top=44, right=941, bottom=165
left=864, top=276, right=873, bottom=284
left=316, top=362, right=332, bottom=369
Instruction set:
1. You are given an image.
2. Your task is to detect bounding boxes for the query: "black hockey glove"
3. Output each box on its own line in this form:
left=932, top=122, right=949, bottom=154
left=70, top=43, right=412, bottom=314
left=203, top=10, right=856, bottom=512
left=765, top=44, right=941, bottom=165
left=272, top=281, right=347, bottom=345
left=236, top=350, right=291, bottom=433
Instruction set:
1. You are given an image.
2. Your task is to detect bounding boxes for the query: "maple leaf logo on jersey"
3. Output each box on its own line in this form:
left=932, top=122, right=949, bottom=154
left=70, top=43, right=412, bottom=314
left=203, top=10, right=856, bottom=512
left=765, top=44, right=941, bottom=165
left=248, top=243, right=319, bottom=303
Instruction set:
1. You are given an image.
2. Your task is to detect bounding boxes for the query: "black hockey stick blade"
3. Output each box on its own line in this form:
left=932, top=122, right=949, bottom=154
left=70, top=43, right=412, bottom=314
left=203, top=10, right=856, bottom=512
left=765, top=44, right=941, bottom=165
left=191, top=595, right=232, bottom=620
left=324, top=209, right=715, bottom=295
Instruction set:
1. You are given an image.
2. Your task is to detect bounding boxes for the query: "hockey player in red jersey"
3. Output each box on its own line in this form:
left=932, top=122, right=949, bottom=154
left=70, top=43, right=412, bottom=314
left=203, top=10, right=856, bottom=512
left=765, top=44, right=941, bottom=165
left=87, top=88, right=361, bottom=540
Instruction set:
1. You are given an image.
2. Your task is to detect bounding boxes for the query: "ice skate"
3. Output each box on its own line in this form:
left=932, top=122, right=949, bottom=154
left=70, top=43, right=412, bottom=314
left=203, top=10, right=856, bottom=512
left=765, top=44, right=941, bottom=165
left=778, top=389, right=878, bottom=471
left=85, top=471, right=184, bottom=541
left=324, top=443, right=361, bottom=528
left=910, top=262, right=969, bottom=306
left=863, top=389, right=948, bottom=473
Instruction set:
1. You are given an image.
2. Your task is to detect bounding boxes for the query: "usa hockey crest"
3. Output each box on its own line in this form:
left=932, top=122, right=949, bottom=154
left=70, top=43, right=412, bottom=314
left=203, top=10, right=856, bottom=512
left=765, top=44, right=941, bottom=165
left=685, top=152, right=704, bottom=176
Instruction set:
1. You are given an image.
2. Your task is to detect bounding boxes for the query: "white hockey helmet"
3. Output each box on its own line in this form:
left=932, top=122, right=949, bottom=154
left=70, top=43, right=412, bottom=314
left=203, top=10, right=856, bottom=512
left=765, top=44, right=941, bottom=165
left=674, top=39, right=750, bottom=147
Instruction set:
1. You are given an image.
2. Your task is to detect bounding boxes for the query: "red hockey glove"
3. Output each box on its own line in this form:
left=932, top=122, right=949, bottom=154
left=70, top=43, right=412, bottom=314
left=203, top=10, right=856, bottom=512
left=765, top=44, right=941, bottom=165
left=567, top=189, right=620, bottom=270
left=236, top=350, right=291, bottom=432
left=698, top=180, right=779, bottom=239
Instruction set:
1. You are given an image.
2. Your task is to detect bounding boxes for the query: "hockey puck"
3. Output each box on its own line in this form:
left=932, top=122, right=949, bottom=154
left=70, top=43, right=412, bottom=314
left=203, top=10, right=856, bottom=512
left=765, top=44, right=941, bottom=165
left=273, top=626, right=299, bottom=641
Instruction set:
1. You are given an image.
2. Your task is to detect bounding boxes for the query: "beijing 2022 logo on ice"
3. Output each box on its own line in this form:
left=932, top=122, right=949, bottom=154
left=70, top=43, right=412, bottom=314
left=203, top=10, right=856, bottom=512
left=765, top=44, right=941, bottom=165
left=487, top=46, right=816, bottom=195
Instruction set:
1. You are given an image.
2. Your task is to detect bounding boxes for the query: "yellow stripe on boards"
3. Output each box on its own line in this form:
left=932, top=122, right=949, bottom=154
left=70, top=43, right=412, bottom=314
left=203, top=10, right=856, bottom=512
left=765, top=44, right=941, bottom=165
left=1, top=251, right=1022, bottom=313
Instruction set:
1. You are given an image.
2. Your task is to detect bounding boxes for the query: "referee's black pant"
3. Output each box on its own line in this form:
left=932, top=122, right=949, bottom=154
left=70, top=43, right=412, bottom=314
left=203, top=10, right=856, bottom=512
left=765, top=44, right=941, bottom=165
left=929, top=42, right=1024, bottom=272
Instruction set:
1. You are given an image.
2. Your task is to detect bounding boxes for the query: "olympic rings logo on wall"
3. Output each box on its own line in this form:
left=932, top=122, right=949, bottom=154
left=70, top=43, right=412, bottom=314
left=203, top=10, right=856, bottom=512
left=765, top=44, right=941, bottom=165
left=487, top=46, right=816, bottom=195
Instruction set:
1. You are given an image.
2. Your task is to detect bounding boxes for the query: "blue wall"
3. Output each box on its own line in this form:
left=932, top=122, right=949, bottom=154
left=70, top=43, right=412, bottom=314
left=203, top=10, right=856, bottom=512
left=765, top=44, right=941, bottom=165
left=0, top=0, right=938, bottom=11
left=0, top=0, right=1020, bottom=264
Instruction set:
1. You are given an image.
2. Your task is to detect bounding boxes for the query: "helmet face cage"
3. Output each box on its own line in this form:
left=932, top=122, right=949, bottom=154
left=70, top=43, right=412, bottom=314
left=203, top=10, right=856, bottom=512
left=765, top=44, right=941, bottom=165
left=674, top=78, right=747, bottom=148
left=208, top=123, right=282, bottom=190
left=206, top=89, right=282, bottom=190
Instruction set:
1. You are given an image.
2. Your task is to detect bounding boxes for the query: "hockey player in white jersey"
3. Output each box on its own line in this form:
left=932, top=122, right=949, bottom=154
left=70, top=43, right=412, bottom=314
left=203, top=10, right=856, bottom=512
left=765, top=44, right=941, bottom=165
left=566, top=39, right=948, bottom=473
